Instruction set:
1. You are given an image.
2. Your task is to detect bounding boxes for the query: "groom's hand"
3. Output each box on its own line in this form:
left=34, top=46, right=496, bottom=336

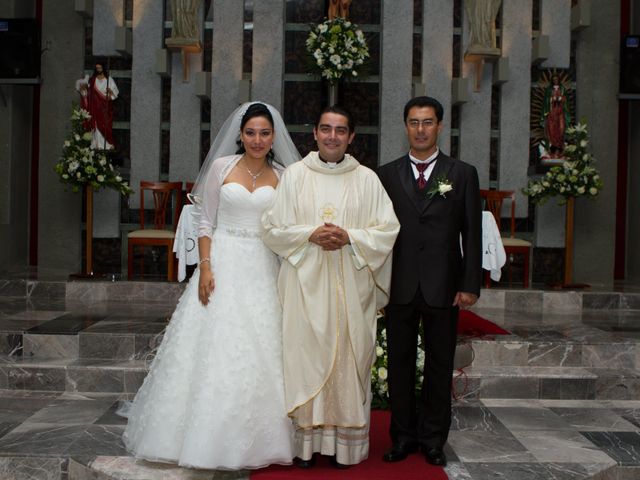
left=453, top=291, right=478, bottom=309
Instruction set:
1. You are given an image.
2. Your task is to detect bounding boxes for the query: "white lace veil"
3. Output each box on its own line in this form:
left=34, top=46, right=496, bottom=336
left=189, top=101, right=301, bottom=204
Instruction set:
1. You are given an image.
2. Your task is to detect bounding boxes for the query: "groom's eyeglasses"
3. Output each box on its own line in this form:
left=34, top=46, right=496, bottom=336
left=407, top=119, right=437, bottom=129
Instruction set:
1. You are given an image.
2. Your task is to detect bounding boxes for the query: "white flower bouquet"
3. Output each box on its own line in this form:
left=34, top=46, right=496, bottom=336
left=371, top=311, right=424, bottom=409
left=524, top=121, right=602, bottom=204
left=54, top=106, right=132, bottom=195
left=306, top=17, right=369, bottom=83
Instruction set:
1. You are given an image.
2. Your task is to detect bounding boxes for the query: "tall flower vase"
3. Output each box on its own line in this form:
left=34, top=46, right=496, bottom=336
left=84, top=185, right=94, bottom=276
left=563, top=196, right=575, bottom=285
left=328, top=82, right=338, bottom=106
left=561, top=197, right=589, bottom=289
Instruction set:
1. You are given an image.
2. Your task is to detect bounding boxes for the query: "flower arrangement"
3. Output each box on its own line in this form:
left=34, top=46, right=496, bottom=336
left=371, top=312, right=425, bottom=409
left=524, top=121, right=602, bottom=204
left=306, top=17, right=369, bottom=83
left=427, top=176, right=453, bottom=199
left=54, top=106, right=132, bottom=195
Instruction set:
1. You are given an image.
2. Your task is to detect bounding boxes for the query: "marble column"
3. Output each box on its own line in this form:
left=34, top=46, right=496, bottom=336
left=534, top=0, right=571, bottom=247
left=573, top=2, right=619, bottom=285
left=498, top=0, right=531, bottom=217
left=38, top=0, right=86, bottom=272
left=540, top=0, right=571, bottom=69
left=168, top=4, right=204, bottom=185
left=422, top=0, right=453, bottom=154
left=210, top=0, right=244, bottom=138
left=129, top=0, right=164, bottom=206
left=379, top=0, right=414, bottom=165
left=251, top=0, right=285, bottom=110
left=458, top=3, right=494, bottom=188
left=92, top=0, right=123, bottom=56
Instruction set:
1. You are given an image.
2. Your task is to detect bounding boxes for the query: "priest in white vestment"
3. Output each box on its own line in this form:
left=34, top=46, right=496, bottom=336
left=262, top=106, right=400, bottom=468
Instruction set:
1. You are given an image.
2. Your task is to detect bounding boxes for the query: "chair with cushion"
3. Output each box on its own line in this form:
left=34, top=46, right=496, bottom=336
left=479, top=189, right=531, bottom=288
left=128, top=181, right=183, bottom=281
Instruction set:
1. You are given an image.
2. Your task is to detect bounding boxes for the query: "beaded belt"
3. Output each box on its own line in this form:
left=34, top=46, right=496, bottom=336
left=217, top=226, right=263, bottom=238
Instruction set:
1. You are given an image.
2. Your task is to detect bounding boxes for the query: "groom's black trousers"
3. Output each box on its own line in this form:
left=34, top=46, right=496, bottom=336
left=385, top=287, right=458, bottom=449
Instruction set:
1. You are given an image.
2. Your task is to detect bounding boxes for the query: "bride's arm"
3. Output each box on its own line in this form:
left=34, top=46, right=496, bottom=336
left=197, top=236, right=214, bottom=306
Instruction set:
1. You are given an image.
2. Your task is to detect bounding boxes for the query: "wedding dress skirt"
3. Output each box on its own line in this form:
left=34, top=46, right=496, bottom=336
left=123, top=183, right=294, bottom=470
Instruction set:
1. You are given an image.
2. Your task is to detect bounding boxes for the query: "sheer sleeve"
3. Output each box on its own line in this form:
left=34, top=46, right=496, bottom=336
left=195, top=155, right=241, bottom=239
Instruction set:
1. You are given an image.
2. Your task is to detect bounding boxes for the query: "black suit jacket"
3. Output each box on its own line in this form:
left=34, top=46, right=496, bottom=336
left=377, top=152, right=482, bottom=307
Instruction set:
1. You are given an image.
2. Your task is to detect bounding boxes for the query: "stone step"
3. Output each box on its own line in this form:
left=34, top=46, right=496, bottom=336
left=1, top=358, right=147, bottom=395
left=454, top=366, right=640, bottom=401
left=3, top=278, right=640, bottom=313
left=2, top=356, right=639, bottom=402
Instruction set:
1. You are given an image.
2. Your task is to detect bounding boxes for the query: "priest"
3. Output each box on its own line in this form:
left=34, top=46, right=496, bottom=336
left=262, top=106, right=399, bottom=468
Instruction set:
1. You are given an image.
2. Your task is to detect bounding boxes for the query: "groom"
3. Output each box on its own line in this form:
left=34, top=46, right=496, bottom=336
left=377, top=96, right=482, bottom=466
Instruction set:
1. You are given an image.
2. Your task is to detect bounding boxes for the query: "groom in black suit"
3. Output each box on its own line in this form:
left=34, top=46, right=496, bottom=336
left=377, top=96, right=482, bottom=466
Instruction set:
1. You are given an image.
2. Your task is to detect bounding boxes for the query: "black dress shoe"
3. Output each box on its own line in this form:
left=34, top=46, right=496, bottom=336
left=382, top=441, right=419, bottom=462
left=424, top=447, right=447, bottom=466
left=329, top=456, right=350, bottom=469
left=293, top=456, right=316, bottom=468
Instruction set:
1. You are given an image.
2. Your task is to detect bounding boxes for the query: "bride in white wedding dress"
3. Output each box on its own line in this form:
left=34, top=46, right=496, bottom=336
left=122, top=102, right=301, bottom=470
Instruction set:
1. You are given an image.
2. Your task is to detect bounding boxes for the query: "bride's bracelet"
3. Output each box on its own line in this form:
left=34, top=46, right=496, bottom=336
left=198, top=257, right=211, bottom=266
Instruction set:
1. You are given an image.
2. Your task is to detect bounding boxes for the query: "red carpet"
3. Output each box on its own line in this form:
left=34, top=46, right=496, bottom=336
left=458, top=309, right=509, bottom=336
left=251, top=410, right=447, bottom=480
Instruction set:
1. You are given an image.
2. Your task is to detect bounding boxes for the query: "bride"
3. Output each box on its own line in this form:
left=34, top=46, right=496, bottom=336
left=122, top=102, right=301, bottom=470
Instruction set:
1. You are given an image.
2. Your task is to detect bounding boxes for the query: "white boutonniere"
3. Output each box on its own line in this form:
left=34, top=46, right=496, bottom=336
left=426, top=176, right=453, bottom=199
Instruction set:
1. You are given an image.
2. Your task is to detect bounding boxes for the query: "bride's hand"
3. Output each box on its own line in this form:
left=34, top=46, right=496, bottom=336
left=198, top=265, right=215, bottom=306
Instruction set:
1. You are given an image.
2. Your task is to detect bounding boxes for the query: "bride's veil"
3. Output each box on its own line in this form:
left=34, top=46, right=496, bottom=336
left=189, top=101, right=301, bottom=204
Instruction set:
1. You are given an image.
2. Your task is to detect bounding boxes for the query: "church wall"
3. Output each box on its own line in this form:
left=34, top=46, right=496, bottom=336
left=14, top=0, right=623, bottom=284
left=0, top=1, right=35, bottom=270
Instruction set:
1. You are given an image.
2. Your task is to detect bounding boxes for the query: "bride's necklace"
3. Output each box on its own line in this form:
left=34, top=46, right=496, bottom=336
left=243, top=157, right=267, bottom=188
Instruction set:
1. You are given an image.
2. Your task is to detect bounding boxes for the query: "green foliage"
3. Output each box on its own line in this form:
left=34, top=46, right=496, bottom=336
left=524, top=122, right=603, bottom=204
left=54, top=106, right=133, bottom=195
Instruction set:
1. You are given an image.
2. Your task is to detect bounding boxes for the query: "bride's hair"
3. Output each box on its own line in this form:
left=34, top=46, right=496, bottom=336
left=236, top=103, right=275, bottom=162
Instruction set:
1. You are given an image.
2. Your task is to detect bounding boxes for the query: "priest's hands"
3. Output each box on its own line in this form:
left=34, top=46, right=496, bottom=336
left=309, top=223, right=351, bottom=250
left=453, top=291, right=478, bottom=309
left=198, top=266, right=215, bottom=306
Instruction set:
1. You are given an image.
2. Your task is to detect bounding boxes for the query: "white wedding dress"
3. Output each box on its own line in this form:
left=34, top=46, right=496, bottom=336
left=123, top=183, right=294, bottom=470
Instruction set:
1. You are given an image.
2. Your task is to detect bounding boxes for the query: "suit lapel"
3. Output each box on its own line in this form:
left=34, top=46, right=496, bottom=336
left=422, top=153, right=454, bottom=214
left=396, top=155, right=424, bottom=214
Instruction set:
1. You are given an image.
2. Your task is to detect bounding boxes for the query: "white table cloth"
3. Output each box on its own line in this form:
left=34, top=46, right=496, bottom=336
left=482, top=211, right=507, bottom=281
left=173, top=204, right=199, bottom=282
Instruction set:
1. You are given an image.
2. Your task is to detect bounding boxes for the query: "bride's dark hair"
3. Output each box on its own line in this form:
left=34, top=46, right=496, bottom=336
left=236, top=103, right=275, bottom=162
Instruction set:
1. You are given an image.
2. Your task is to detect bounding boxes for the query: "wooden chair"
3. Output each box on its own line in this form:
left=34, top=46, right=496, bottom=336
left=128, top=181, right=183, bottom=281
left=480, top=189, right=531, bottom=288
left=184, top=182, right=195, bottom=205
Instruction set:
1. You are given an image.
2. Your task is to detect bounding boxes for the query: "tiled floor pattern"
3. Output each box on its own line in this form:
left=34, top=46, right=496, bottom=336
left=0, top=290, right=638, bottom=479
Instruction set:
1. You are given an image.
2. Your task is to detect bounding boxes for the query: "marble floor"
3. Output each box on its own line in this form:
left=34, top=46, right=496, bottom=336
left=0, top=282, right=639, bottom=479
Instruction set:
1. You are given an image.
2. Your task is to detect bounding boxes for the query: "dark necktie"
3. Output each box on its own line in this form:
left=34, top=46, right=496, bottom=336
left=412, top=160, right=434, bottom=190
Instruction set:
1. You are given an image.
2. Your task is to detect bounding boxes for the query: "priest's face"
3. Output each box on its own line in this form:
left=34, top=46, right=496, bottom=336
left=314, top=112, right=355, bottom=163
left=405, top=106, right=442, bottom=160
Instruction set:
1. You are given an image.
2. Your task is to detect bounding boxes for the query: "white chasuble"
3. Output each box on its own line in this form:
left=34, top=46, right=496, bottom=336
left=262, top=152, right=399, bottom=431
